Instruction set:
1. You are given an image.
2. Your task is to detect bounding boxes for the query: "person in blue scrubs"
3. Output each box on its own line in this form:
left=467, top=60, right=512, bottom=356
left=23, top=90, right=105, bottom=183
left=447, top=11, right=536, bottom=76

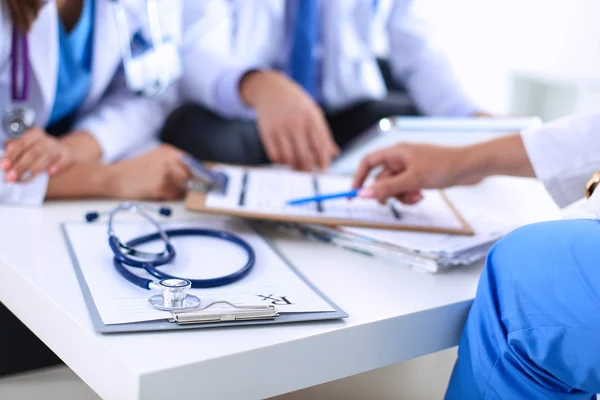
left=446, top=219, right=600, bottom=399
left=352, top=112, right=600, bottom=398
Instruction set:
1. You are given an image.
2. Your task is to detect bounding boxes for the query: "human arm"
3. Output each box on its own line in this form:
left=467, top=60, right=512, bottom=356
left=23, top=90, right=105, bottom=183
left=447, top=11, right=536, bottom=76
left=46, top=145, right=191, bottom=200
left=386, top=1, right=484, bottom=116
left=71, top=71, right=179, bottom=164
left=353, top=133, right=533, bottom=204
left=239, top=70, right=339, bottom=170
left=180, top=1, right=338, bottom=170
left=354, top=112, right=600, bottom=207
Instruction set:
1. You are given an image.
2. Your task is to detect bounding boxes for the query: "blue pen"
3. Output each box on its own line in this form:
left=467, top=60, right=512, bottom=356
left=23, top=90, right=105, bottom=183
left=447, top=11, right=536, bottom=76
left=287, top=189, right=361, bottom=206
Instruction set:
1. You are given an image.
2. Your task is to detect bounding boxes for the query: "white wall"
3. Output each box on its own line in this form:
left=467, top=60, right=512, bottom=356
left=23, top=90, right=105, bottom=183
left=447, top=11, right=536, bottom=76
left=397, top=0, right=600, bottom=119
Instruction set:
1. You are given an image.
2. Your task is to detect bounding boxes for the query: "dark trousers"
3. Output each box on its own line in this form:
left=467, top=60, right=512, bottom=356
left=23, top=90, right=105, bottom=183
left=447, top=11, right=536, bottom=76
left=161, top=60, right=418, bottom=164
left=0, top=303, right=62, bottom=377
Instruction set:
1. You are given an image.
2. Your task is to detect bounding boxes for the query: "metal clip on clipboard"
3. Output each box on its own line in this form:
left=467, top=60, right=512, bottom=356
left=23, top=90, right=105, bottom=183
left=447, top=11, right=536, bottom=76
left=182, top=155, right=230, bottom=194
left=168, top=301, right=279, bottom=325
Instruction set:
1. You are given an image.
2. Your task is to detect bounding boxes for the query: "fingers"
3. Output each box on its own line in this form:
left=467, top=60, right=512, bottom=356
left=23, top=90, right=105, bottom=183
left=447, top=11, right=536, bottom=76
left=359, top=171, right=420, bottom=203
left=3, top=129, right=43, bottom=170
left=169, top=158, right=192, bottom=189
left=309, top=114, right=338, bottom=170
left=275, top=133, right=296, bottom=169
left=396, top=192, right=424, bottom=205
left=158, top=150, right=192, bottom=200
left=375, top=168, right=393, bottom=182
left=47, top=150, right=72, bottom=176
left=3, top=129, right=74, bottom=182
left=20, top=152, right=55, bottom=182
left=259, top=127, right=282, bottom=165
left=6, top=144, right=40, bottom=181
left=289, top=127, right=315, bottom=171
left=353, top=150, right=388, bottom=190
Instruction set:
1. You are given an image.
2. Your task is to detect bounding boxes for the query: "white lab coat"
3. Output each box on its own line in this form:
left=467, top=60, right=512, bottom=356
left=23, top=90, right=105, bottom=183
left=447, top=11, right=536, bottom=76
left=521, top=111, right=600, bottom=209
left=0, top=0, right=182, bottom=205
left=181, top=0, right=478, bottom=117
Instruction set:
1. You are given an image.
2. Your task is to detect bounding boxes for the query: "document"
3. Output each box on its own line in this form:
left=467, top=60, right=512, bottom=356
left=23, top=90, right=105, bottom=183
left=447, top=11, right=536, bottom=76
left=63, top=219, right=335, bottom=325
left=204, top=166, right=466, bottom=233
left=343, top=211, right=514, bottom=256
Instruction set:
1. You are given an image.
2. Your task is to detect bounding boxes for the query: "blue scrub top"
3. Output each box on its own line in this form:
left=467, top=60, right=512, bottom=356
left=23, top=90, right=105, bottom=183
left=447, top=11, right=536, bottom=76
left=48, top=0, right=95, bottom=127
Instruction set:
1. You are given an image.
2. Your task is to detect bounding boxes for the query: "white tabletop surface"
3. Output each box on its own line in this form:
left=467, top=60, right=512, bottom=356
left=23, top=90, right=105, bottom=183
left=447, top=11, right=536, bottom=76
left=0, top=176, right=561, bottom=400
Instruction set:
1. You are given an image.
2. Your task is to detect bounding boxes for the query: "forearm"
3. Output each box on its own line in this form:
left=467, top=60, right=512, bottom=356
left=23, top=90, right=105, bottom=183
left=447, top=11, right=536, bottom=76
left=462, top=134, right=536, bottom=180
left=60, top=131, right=103, bottom=162
left=240, top=70, right=287, bottom=107
left=46, top=162, right=112, bottom=199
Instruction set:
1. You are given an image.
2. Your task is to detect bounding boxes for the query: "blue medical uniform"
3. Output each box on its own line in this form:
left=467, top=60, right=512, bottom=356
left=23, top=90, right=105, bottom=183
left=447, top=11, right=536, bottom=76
left=48, top=0, right=94, bottom=128
left=446, top=219, right=600, bottom=399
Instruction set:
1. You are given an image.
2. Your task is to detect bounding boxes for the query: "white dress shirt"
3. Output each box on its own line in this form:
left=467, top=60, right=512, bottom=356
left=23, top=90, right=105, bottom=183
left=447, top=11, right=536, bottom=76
left=182, top=0, right=480, bottom=120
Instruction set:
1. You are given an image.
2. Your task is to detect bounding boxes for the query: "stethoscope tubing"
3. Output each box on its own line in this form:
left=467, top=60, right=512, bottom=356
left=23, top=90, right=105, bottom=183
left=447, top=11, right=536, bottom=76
left=112, top=228, right=256, bottom=290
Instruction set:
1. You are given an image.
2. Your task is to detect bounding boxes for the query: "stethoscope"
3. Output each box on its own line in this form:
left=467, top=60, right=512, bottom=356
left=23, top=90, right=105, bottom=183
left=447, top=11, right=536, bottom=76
left=86, top=203, right=256, bottom=312
left=3, top=26, right=35, bottom=138
left=3, top=0, right=181, bottom=138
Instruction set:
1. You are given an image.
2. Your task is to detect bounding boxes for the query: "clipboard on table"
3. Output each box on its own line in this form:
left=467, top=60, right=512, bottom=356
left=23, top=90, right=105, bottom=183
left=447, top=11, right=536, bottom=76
left=183, top=160, right=473, bottom=236
left=61, top=218, right=348, bottom=334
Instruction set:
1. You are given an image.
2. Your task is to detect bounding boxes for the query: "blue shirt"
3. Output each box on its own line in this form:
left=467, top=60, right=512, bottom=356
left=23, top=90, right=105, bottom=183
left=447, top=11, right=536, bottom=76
left=48, top=0, right=95, bottom=126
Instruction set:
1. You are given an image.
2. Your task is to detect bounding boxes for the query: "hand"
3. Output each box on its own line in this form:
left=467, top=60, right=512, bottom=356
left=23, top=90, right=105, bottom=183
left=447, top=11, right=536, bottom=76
left=105, top=145, right=191, bottom=200
left=352, top=143, right=481, bottom=204
left=240, top=70, right=339, bottom=171
left=4, top=0, right=43, bottom=32
left=2, top=128, right=74, bottom=182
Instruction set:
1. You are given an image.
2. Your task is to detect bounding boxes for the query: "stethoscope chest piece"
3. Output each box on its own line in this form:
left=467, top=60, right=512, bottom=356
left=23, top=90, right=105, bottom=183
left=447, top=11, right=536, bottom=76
left=3, top=106, right=36, bottom=138
left=148, top=278, right=201, bottom=312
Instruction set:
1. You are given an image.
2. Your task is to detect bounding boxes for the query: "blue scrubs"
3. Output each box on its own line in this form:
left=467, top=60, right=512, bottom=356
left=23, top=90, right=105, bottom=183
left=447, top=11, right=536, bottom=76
left=48, top=0, right=94, bottom=127
left=446, top=219, right=600, bottom=399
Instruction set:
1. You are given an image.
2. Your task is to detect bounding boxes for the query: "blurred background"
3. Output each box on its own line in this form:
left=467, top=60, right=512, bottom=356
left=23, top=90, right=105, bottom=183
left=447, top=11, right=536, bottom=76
left=374, top=0, right=600, bottom=121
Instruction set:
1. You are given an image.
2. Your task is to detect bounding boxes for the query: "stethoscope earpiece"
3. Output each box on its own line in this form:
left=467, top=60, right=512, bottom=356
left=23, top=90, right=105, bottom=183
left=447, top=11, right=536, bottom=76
left=85, top=212, right=100, bottom=222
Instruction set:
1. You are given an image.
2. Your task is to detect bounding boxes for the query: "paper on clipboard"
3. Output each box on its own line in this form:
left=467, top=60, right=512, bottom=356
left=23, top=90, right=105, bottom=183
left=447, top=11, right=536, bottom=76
left=63, top=219, right=336, bottom=326
left=185, top=165, right=473, bottom=235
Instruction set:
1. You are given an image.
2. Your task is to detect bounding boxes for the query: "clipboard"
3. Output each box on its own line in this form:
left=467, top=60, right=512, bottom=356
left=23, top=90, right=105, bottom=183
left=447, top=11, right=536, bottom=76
left=61, top=220, right=348, bottom=334
left=183, top=163, right=473, bottom=236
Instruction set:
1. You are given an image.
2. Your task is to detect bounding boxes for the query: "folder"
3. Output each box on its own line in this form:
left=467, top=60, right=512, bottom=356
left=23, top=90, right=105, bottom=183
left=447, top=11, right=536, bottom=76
left=184, top=164, right=473, bottom=236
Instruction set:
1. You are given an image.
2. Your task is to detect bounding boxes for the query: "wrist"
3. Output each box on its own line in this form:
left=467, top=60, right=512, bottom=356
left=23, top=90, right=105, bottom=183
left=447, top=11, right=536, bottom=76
left=46, top=163, right=115, bottom=199
left=101, top=164, right=124, bottom=198
left=239, top=69, right=283, bottom=108
left=239, top=70, right=262, bottom=107
left=60, top=131, right=103, bottom=162
left=452, top=145, right=489, bottom=185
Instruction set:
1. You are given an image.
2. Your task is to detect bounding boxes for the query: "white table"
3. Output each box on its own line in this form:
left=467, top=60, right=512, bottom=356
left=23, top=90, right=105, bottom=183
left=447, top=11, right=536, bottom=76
left=0, top=177, right=560, bottom=400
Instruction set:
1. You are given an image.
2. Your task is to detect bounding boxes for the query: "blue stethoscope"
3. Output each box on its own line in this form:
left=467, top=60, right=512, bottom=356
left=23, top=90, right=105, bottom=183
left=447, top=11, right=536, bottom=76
left=86, top=203, right=255, bottom=312
left=4, top=0, right=181, bottom=138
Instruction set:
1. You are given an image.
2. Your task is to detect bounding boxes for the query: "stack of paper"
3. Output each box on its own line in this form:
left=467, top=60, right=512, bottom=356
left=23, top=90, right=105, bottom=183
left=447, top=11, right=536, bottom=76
left=263, top=211, right=515, bottom=274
